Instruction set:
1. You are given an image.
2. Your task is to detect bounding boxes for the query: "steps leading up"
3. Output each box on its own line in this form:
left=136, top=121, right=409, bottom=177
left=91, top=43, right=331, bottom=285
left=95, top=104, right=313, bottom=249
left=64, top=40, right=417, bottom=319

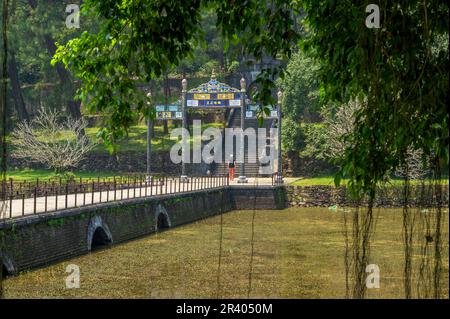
left=186, top=108, right=276, bottom=176
left=218, top=109, right=276, bottom=177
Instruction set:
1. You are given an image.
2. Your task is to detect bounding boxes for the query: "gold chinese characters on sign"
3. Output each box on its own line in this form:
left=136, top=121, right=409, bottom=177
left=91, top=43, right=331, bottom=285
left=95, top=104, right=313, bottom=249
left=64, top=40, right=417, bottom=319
left=217, top=93, right=234, bottom=100
left=193, top=93, right=211, bottom=100
left=161, top=111, right=172, bottom=118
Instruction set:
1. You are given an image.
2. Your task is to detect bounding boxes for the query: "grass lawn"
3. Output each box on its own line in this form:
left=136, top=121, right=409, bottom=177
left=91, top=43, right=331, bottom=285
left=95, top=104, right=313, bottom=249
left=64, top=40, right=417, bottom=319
left=6, top=169, right=118, bottom=181
left=4, top=207, right=448, bottom=298
left=290, top=176, right=344, bottom=186
left=290, top=175, right=449, bottom=186
left=86, top=125, right=174, bottom=153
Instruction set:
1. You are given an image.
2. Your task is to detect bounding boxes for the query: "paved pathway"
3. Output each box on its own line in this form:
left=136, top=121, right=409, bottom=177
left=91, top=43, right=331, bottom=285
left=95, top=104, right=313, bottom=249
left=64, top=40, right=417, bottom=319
left=0, top=177, right=283, bottom=220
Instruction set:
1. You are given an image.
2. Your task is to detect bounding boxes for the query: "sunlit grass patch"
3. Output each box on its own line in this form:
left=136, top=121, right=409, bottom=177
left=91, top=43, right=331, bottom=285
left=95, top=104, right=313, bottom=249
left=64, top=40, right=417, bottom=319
left=290, top=175, right=449, bottom=186
left=6, top=168, right=117, bottom=181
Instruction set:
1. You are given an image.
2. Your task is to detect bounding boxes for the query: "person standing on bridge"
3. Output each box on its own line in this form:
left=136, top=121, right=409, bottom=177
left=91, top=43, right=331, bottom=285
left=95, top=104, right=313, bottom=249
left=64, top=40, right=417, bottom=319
left=228, top=154, right=236, bottom=181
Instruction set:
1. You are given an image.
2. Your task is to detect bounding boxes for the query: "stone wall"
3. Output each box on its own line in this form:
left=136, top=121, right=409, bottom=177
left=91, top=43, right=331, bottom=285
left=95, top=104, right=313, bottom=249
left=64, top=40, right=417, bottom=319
left=9, top=151, right=211, bottom=176
left=8, top=151, right=179, bottom=174
left=286, top=185, right=450, bottom=208
left=230, top=186, right=287, bottom=210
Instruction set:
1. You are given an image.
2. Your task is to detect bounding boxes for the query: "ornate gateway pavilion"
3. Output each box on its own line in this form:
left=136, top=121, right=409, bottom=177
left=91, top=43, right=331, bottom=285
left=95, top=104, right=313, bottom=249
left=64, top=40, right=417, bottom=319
left=148, top=71, right=283, bottom=184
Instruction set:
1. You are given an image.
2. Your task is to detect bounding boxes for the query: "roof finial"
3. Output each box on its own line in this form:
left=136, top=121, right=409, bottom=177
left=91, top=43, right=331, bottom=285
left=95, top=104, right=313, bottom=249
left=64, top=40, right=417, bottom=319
left=211, top=69, right=216, bottom=80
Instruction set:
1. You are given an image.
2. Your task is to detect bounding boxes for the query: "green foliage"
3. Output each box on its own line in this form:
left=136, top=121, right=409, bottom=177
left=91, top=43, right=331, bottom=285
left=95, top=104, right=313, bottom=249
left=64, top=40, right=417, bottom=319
left=53, top=0, right=204, bottom=144
left=52, top=0, right=300, bottom=146
left=302, top=0, right=449, bottom=196
left=172, top=9, right=233, bottom=78
left=281, top=118, right=304, bottom=152
left=277, top=49, right=321, bottom=158
left=200, top=60, right=221, bottom=76
left=227, top=60, right=240, bottom=73
left=7, top=0, right=97, bottom=119
left=301, top=122, right=328, bottom=159
left=57, top=171, right=76, bottom=181
left=6, top=168, right=116, bottom=181
left=278, top=49, right=320, bottom=121
left=47, top=218, right=66, bottom=228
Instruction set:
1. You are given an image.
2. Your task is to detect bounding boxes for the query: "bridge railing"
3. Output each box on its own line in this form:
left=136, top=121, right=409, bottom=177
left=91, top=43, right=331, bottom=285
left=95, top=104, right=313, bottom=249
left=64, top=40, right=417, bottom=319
left=0, top=174, right=229, bottom=221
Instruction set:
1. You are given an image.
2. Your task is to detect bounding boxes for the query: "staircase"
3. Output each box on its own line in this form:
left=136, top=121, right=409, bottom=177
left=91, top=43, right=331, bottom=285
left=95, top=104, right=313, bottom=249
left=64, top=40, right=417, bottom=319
left=216, top=108, right=276, bottom=177
left=185, top=108, right=276, bottom=176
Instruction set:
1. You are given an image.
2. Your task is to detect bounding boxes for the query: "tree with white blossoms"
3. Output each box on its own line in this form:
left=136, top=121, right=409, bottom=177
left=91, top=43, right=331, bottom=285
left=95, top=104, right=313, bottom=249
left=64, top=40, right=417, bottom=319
left=325, top=99, right=361, bottom=161
left=11, top=110, right=95, bottom=173
left=394, top=147, right=430, bottom=180
left=302, top=99, right=362, bottom=164
left=305, top=98, right=431, bottom=181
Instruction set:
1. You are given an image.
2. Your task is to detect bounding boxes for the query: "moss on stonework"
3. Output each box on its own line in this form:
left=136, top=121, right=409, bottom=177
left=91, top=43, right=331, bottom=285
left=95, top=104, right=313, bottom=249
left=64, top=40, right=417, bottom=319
left=47, top=218, right=66, bottom=227
left=164, top=197, right=191, bottom=206
left=274, top=187, right=288, bottom=209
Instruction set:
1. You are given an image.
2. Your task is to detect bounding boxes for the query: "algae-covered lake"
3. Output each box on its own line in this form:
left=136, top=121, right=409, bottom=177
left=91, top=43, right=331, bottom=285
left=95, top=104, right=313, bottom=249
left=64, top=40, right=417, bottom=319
left=3, top=207, right=449, bottom=299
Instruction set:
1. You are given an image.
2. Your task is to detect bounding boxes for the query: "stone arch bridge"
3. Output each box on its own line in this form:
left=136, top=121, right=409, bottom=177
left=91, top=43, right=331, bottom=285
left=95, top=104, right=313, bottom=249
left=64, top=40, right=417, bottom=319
left=0, top=184, right=286, bottom=276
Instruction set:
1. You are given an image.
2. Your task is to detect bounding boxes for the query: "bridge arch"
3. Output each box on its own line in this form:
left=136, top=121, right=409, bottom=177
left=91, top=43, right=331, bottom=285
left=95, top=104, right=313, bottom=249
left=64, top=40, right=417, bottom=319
left=1, top=253, right=16, bottom=277
left=155, top=204, right=171, bottom=231
left=87, top=216, right=113, bottom=251
left=2, top=264, right=9, bottom=277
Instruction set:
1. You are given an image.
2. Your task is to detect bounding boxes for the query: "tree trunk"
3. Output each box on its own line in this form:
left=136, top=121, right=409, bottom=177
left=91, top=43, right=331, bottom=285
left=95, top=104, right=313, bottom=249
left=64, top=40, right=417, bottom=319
left=151, top=121, right=156, bottom=138
left=7, top=51, right=29, bottom=121
left=28, top=0, right=81, bottom=119
left=42, top=34, right=81, bottom=119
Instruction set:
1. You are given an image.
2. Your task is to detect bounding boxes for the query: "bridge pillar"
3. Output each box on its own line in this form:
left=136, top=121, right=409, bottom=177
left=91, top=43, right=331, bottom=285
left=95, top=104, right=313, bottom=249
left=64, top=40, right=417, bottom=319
left=238, top=77, right=248, bottom=183
left=146, top=91, right=153, bottom=182
left=180, top=78, right=189, bottom=182
left=276, top=90, right=284, bottom=184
